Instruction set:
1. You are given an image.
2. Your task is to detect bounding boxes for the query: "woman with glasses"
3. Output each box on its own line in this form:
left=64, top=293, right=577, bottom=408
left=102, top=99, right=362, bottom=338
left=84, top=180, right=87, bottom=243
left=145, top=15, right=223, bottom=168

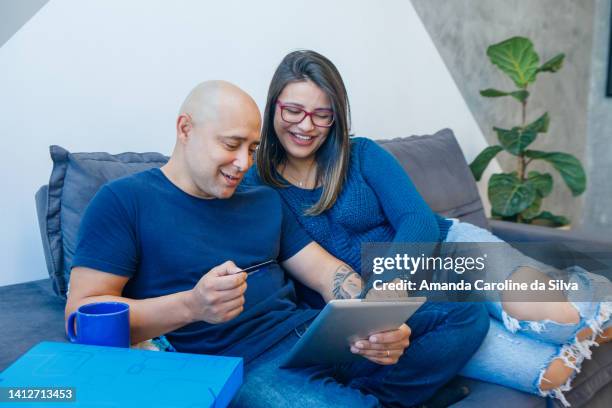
left=244, top=49, right=611, bottom=406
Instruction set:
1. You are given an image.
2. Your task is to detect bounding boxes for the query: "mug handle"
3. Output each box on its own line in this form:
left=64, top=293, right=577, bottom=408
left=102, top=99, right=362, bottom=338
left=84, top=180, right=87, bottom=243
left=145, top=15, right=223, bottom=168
left=66, top=312, right=78, bottom=342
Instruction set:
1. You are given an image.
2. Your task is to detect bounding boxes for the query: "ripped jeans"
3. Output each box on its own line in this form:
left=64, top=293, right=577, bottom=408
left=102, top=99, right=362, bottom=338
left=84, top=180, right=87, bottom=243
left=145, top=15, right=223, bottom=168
left=442, top=221, right=611, bottom=407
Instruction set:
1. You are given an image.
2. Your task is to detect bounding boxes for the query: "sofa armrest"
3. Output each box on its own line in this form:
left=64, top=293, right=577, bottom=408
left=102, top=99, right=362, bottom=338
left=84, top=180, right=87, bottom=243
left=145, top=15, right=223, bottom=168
left=489, top=220, right=612, bottom=247
left=489, top=220, right=612, bottom=271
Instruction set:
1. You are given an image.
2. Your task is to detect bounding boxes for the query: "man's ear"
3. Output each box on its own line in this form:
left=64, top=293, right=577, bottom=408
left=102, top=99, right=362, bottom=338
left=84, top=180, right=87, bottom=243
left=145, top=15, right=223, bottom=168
left=176, top=113, right=192, bottom=142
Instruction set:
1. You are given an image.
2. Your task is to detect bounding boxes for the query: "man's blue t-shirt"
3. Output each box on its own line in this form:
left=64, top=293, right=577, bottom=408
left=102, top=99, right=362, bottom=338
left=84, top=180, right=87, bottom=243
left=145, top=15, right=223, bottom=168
left=72, top=168, right=318, bottom=362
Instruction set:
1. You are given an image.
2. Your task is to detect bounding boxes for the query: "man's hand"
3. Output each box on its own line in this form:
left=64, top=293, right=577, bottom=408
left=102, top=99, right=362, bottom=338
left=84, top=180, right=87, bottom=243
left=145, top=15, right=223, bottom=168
left=187, top=261, right=247, bottom=324
left=350, top=323, right=411, bottom=365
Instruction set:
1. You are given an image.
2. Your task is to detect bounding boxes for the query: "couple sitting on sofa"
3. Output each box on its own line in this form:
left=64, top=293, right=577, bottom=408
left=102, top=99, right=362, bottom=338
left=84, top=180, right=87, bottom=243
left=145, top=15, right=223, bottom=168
left=66, top=50, right=611, bottom=407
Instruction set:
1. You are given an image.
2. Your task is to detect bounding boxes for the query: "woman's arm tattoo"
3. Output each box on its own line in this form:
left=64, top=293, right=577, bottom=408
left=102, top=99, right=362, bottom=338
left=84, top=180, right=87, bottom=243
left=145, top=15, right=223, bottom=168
left=332, top=264, right=363, bottom=299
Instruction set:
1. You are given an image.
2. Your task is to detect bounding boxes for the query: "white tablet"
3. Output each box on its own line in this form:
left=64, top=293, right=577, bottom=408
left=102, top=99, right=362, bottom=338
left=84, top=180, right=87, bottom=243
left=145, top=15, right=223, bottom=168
left=281, top=297, right=426, bottom=368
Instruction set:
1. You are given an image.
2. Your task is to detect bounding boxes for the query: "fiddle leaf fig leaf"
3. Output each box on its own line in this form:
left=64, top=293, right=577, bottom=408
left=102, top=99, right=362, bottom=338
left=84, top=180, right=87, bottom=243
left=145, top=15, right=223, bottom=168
left=521, top=195, right=542, bottom=220
left=488, top=173, right=537, bottom=216
left=524, top=112, right=550, bottom=134
left=495, top=126, right=537, bottom=156
left=480, top=88, right=510, bottom=97
left=469, top=145, right=503, bottom=181
left=530, top=211, right=570, bottom=227
left=480, top=89, right=529, bottom=102
left=527, top=171, right=553, bottom=197
left=524, top=150, right=586, bottom=195
left=510, top=90, right=530, bottom=102
left=538, top=53, right=565, bottom=73
left=487, top=37, right=540, bottom=88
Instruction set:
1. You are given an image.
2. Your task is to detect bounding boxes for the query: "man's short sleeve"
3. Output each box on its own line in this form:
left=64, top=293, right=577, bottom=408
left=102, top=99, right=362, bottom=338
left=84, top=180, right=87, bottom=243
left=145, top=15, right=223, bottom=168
left=71, top=184, right=139, bottom=276
left=278, top=200, right=312, bottom=262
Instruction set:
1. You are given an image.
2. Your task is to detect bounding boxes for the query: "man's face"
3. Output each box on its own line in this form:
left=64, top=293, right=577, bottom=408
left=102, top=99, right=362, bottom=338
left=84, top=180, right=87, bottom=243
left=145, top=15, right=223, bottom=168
left=183, top=105, right=261, bottom=199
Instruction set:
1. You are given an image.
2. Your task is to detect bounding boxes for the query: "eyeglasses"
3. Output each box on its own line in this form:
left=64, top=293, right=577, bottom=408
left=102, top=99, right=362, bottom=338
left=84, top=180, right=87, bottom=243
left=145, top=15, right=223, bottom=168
left=276, top=101, right=335, bottom=128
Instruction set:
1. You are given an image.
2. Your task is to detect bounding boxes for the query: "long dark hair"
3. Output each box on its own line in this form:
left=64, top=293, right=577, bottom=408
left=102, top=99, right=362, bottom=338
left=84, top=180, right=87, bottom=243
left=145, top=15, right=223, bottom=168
left=257, top=50, right=351, bottom=215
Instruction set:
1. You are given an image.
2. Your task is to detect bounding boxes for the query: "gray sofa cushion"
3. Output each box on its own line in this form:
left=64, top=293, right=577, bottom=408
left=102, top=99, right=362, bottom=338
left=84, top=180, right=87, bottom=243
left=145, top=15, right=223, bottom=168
left=0, top=279, right=67, bottom=371
left=41, top=146, right=168, bottom=297
left=378, top=128, right=489, bottom=229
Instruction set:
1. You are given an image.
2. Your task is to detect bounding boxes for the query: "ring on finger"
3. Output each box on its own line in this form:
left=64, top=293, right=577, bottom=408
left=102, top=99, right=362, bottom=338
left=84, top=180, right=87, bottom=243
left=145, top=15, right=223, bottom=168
left=386, top=350, right=390, bottom=358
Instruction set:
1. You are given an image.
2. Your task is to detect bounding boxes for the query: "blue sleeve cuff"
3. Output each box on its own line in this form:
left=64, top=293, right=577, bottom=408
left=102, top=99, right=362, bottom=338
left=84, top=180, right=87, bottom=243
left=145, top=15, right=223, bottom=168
left=71, top=256, right=135, bottom=278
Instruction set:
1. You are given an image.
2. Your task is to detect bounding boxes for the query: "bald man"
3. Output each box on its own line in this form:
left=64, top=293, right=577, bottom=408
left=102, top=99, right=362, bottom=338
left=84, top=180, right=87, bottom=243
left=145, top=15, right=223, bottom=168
left=66, top=81, right=488, bottom=407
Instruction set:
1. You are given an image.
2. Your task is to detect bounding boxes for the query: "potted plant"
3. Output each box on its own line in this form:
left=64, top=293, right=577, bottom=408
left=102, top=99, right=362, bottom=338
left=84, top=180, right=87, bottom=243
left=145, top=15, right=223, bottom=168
left=469, top=36, right=586, bottom=227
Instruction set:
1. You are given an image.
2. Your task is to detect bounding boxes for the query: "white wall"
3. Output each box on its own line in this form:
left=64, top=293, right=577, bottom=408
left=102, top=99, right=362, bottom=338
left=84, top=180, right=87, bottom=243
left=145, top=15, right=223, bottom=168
left=0, top=0, right=494, bottom=286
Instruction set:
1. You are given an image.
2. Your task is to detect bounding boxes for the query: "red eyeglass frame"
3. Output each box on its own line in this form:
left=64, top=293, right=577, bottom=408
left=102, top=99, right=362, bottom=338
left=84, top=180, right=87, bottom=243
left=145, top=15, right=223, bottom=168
left=276, top=101, right=335, bottom=128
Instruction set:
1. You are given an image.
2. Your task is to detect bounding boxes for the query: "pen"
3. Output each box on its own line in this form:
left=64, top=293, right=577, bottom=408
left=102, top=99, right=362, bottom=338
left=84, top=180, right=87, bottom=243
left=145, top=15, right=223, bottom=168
left=239, top=259, right=275, bottom=275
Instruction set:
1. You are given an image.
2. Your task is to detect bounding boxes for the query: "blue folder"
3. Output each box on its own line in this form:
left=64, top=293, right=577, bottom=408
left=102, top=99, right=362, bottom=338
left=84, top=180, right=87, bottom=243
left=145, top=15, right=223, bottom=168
left=0, top=341, right=243, bottom=407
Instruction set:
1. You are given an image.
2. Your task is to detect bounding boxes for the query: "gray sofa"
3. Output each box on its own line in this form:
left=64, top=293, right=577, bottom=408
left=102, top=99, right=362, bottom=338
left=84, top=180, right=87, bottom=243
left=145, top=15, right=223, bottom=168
left=1, top=128, right=610, bottom=407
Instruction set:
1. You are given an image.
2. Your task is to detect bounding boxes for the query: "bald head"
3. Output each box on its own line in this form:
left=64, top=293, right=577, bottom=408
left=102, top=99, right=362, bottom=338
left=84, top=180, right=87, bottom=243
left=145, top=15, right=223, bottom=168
left=164, top=81, right=261, bottom=199
left=179, top=80, right=260, bottom=127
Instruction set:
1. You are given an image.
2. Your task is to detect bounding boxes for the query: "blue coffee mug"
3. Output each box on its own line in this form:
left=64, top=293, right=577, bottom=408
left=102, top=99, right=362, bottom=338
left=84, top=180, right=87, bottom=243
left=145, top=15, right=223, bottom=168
left=66, top=302, right=130, bottom=347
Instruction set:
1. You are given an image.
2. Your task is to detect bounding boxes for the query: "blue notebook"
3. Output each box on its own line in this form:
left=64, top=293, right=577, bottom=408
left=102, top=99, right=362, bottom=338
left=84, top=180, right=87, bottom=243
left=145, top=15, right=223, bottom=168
left=0, top=342, right=243, bottom=407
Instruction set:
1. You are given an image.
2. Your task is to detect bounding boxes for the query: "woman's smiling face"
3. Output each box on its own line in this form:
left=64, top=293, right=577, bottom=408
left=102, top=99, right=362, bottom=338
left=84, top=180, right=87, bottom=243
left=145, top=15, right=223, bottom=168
left=273, top=80, right=333, bottom=162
